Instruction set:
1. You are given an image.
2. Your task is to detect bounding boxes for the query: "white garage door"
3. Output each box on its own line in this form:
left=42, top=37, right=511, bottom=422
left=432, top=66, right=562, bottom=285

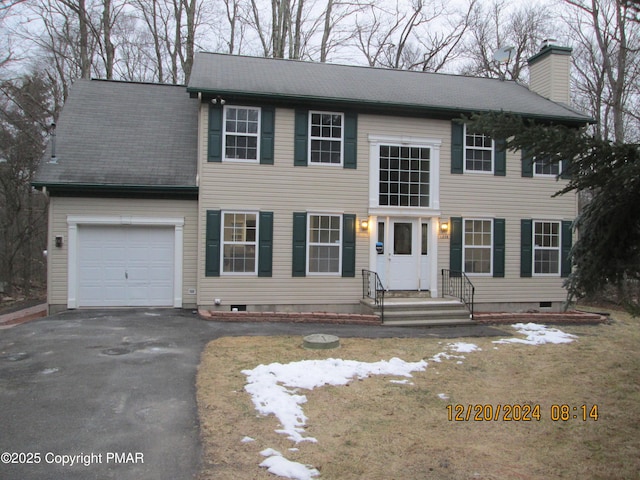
left=77, top=225, right=175, bottom=307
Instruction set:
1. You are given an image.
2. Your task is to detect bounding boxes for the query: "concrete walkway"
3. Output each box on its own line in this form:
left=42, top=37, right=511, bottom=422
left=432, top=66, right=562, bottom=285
left=0, top=308, right=507, bottom=480
left=0, top=303, right=47, bottom=328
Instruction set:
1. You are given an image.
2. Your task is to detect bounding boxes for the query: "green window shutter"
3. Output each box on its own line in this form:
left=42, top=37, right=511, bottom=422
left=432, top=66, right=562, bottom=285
left=520, top=219, right=533, bottom=277
left=560, top=158, right=572, bottom=180
left=451, top=122, right=464, bottom=174
left=494, top=139, right=506, bottom=176
left=561, top=220, right=573, bottom=277
left=258, top=211, right=274, bottom=277
left=521, top=149, right=533, bottom=177
left=292, top=212, right=307, bottom=276
left=343, top=112, right=358, bottom=169
left=493, top=218, right=505, bottom=277
left=342, top=214, right=356, bottom=277
left=450, top=217, right=463, bottom=273
left=260, top=107, right=275, bottom=165
left=294, top=109, right=308, bottom=166
left=208, top=105, right=223, bottom=162
left=205, top=210, right=221, bottom=276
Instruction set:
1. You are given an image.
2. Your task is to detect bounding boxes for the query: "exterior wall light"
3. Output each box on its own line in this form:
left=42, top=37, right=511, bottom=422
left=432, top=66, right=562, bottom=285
left=439, top=221, right=449, bottom=234
left=360, top=219, right=369, bottom=230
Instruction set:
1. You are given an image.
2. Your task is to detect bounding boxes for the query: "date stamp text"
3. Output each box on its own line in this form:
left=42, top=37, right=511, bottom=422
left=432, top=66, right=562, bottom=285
left=447, top=404, right=599, bottom=422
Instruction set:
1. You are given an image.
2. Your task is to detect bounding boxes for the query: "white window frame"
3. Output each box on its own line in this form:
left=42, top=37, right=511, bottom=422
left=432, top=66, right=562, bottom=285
left=377, top=144, right=431, bottom=208
left=463, top=124, right=494, bottom=174
left=307, top=213, right=342, bottom=275
left=463, top=218, right=493, bottom=276
left=532, top=220, right=561, bottom=276
left=367, top=135, right=441, bottom=216
left=222, top=105, right=261, bottom=162
left=221, top=211, right=258, bottom=275
left=308, top=111, right=344, bottom=166
left=534, top=157, right=561, bottom=177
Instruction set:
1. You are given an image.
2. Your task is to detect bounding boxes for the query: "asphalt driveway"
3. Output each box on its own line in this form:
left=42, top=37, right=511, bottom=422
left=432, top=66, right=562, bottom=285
left=0, top=309, right=506, bottom=480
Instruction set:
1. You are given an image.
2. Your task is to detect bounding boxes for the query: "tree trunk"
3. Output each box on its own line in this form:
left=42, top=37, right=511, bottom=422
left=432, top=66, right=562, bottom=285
left=78, top=0, right=91, bottom=79
left=102, top=0, right=115, bottom=79
left=320, top=0, right=333, bottom=62
left=181, top=0, right=196, bottom=83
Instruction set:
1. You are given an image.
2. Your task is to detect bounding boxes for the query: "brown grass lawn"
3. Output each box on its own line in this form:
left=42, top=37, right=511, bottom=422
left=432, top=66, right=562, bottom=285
left=196, top=310, right=640, bottom=480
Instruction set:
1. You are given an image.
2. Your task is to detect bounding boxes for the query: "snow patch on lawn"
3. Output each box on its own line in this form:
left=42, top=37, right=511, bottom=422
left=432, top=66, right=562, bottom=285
left=242, top=357, right=426, bottom=444
left=260, top=449, right=320, bottom=480
left=448, top=342, right=482, bottom=353
left=493, top=323, right=578, bottom=345
left=430, top=342, right=480, bottom=362
left=241, top=323, right=576, bottom=479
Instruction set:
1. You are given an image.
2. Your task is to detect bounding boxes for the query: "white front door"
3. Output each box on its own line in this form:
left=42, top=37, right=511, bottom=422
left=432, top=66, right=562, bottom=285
left=375, top=218, right=432, bottom=291
left=388, top=219, right=419, bottom=290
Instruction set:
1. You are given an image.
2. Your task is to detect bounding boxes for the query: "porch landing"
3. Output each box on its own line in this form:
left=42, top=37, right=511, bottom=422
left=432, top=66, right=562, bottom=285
left=361, top=294, right=473, bottom=326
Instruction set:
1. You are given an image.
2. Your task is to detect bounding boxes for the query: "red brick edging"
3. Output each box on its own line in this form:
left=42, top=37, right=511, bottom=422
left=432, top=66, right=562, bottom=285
left=199, top=309, right=608, bottom=326
left=473, top=311, right=608, bottom=325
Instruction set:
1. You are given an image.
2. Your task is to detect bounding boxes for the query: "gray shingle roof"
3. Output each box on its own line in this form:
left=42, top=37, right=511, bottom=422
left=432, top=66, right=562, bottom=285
left=34, top=79, right=198, bottom=189
left=188, top=52, right=591, bottom=123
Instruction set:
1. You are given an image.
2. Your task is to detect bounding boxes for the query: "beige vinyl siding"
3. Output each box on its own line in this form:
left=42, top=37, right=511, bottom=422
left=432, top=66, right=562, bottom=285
left=197, top=106, right=369, bottom=309
left=360, top=113, right=450, bottom=140
left=439, top=134, right=577, bottom=305
left=357, top=113, right=575, bottom=305
left=529, top=55, right=571, bottom=105
left=47, top=197, right=198, bottom=310
left=198, top=104, right=577, bottom=310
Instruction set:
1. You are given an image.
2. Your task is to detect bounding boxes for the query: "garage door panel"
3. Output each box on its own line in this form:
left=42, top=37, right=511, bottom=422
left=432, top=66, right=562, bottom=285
left=80, top=286, right=129, bottom=307
left=128, top=285, right=173, bottom=306
left=77, top=225, right=175, bottom=307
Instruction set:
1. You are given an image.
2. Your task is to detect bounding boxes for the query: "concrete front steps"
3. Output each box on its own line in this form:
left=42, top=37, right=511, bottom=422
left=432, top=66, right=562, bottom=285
left=361, top=293, right=473, bottom=326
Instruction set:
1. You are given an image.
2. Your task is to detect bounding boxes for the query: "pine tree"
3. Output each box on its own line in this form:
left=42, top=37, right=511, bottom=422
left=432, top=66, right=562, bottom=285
left=466, top=112, right=640, bottom=314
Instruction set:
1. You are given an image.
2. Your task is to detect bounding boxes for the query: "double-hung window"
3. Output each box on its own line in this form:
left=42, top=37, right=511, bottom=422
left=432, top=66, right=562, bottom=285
left=222, top=212, right=257, bottom=274
left=292, top=212, right=355, bottom=277
left=534, top=156, right=560, bottom=176
left=451, top=217, right=504, bottom=277
left=295, top=110, right=356, bottom=168
left=309, top=112, right=343, bottom=165
left=463, top=219, right=493, bottom=274
left=533, top=221, right=560, bottom=275
left=464, top=125, right=494, bottom=173
left=205, top=210, right=273, bottom=277
left=224, top=106, right=260, bottom=161
left=308, top=214, right=342, bottom=274
left=452, top=122, right=505, bottom=176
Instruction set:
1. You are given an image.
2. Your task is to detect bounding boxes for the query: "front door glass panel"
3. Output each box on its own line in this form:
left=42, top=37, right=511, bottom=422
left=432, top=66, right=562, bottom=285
left=393, top=222, right=412, bottom=255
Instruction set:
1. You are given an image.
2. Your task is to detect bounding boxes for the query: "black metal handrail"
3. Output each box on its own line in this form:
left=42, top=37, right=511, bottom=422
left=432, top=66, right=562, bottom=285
left=362, top=269, right=385, bottom=322
left=441, top=269, right=475, bottom=319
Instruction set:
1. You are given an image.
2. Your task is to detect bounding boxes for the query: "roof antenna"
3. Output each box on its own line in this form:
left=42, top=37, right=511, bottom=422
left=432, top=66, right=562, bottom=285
left=492, top=46, right=515, bottom=81
left=49, top=123, right=57, bottom=164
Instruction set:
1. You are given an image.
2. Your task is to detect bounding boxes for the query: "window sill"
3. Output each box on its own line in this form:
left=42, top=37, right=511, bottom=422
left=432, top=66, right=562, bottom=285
left=307, top=162, right=344, bottom=167
left=462, top=170, right=494, bottom=175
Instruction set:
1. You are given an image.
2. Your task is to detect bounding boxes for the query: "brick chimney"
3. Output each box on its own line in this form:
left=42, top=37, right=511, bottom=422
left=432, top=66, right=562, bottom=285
left=527, top=40, right=572, bottom=105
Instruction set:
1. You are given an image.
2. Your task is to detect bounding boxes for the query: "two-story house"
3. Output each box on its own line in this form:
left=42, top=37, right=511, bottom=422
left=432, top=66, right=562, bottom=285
left=34, top=44, right=592, bottom=321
